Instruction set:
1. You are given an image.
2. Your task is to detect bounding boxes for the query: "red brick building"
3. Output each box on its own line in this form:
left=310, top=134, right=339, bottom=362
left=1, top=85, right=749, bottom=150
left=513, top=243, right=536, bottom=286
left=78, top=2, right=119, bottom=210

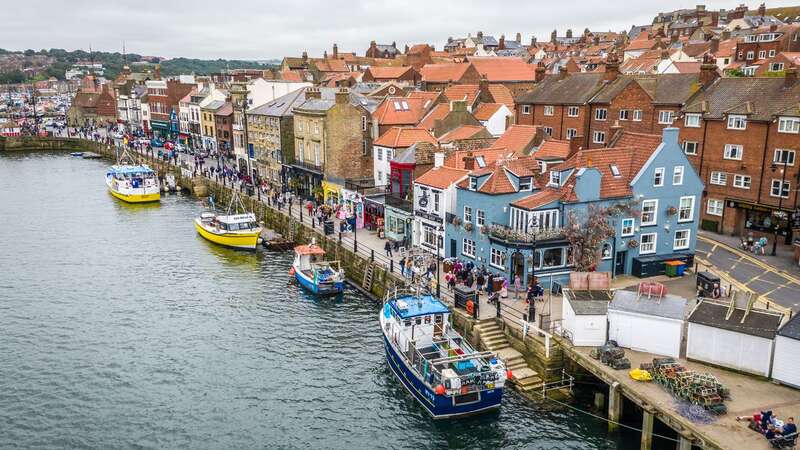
left=676, top=71, right=800, bottom=242
left=735, top=24, right=800, bottom=69
left=419, top=63, right=482, bottom=92
left=214, top=102, right=234, bottom=154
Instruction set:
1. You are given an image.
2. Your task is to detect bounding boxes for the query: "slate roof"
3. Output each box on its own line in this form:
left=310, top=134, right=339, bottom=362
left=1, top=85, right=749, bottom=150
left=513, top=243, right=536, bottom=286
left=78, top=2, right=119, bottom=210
left=516, top=73, right=605, bottom=105
left=688, top=301, right=784, bottom=339
left=248, top=87, right=307, bottom=116
left=468, top=57, right=536, bottom=82
left=778, top=312, right=800, bottom=340
left=374, top=127, right=437, bottom=148
left=683, top=77, right=800, bottom=121
left=610, top=289, right=687, bottom=320
left=591, top=74, right=701, bottom=105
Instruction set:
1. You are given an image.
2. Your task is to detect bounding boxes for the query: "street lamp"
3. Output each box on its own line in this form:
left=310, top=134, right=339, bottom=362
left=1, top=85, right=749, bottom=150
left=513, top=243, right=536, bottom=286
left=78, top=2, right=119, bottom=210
left=771, top=161, right=789, bottom=256
left=525, top=215, right=539, bottom=322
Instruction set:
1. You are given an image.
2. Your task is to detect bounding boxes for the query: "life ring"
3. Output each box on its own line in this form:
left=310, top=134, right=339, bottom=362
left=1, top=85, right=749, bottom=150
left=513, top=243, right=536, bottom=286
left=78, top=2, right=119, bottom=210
left=466, top=300, right=475, bottom=315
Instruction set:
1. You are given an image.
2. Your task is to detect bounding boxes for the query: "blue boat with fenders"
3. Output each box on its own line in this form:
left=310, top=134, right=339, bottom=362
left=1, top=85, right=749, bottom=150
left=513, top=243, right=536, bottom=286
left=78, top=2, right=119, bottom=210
left=380, top=287, right=510, bottom=419
left=291, top=241, right=345, bottom=295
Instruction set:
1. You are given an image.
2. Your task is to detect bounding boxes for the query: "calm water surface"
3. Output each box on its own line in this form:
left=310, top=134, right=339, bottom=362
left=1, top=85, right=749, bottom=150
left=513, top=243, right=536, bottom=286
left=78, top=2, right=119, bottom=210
left=0, top=152, right=625, bottom=449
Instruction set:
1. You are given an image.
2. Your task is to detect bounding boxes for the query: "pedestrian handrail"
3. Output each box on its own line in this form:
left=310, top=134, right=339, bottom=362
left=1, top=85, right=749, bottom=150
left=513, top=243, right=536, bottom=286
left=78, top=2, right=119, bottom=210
left=498, top=299, right=554, bottom=359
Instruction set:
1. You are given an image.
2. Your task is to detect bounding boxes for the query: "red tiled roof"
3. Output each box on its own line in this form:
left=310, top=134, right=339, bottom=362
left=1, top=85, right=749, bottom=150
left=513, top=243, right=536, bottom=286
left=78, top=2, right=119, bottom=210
left=443, top=84, right=480, bottom=106
left=457, top=156, right=541, bottom=194
left=315, top=59, right=349, bottom=72
left=468, top=57, right=536, bottom=82
left=512, top=188, right=566, bottom=210
left=373, top=97, right=433, bottom=126
left=672, top=61, right=702, bottom=73
left=366, top=66, right=413, bottom=79
left=534, top=139, right=571, bottom=160
left=417, top=103, right=450, bottom=130
left=414, top=166, right=469, bottom=189
left=445, top=147, right=514, bottom=169
left=626, top=39, right=659, bottom=51
left=374, top=127, right=437, bottom=148
left=280, top=70, right=304, bottom=82
left=487, top=84, right=514, bottom=109
left=419, top=63, right=471, bottom=82
left=473, top=103, right=503, bottom=120
left=438, top=125, right=488, bottom=143
left=492, top=125, right=540, bottom=154
left=407, top=91, right=440, bottom=103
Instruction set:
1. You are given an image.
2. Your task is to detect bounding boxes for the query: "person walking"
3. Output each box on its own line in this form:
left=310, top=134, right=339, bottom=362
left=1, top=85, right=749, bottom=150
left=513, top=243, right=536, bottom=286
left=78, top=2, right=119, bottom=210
left=384, top=241, right=393, bottom=257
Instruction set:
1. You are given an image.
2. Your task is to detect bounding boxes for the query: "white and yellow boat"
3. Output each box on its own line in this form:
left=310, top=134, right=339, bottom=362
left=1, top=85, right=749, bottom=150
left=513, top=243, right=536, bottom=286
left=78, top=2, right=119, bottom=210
left=194, top=211, right=262, bottom=250
left=105, top=164, right=161, bottom=203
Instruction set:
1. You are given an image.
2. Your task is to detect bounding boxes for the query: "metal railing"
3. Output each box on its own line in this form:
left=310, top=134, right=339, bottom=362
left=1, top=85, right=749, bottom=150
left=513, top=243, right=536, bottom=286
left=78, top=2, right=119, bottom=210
left=487, top=222, right=565, bottom=245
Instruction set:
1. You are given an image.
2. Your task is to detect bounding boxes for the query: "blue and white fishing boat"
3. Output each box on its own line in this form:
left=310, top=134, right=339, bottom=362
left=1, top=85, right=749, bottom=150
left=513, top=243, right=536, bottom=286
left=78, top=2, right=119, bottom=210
left=291, top=241, right=345, bottom=295
left=380, top=288, right=509, bottom=419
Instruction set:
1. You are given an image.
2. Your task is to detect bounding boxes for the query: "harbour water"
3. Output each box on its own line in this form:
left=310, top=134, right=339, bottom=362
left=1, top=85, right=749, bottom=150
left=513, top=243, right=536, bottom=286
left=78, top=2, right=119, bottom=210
left=0, top=152, right=636, bottom=449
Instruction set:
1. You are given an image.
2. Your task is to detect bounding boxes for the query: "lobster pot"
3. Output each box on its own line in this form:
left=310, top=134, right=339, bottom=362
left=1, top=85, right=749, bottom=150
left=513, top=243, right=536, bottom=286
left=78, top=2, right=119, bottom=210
left=686, top=300, right=782, bottom=377
left=607, top=290, right=687, bottom=358
left=773, top=314, right=800, bottom=387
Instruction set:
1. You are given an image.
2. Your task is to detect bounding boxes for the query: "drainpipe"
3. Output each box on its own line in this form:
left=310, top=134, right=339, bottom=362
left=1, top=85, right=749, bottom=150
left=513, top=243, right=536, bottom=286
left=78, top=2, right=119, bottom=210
left=559, top=105, right=565, bottom=140
left=757, top=120, right=770, bottom=205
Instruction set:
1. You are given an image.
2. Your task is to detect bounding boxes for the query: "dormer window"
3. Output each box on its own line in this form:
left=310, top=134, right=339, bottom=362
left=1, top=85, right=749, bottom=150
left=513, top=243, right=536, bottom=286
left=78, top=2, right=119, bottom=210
left=476, top=156, right=486, bottom=168
left=549, top=170, right=561, bottom=186
left=610, top=164, right=621, bottom=177
left=727, top=114, right=747, bottom=130
left=519, top=177, right=533, bottom=191
left=469, top=176, right=478, bottom=191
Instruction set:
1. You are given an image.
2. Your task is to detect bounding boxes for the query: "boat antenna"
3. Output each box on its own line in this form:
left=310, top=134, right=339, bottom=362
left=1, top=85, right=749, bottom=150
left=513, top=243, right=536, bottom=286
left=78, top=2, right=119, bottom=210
left=226, top=189, right=248, bottom=215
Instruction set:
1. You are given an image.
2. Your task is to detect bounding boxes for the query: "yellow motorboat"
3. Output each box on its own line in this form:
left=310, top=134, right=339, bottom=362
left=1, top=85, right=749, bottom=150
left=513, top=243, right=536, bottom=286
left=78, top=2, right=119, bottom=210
left=194, top=212, right=262, bottom=250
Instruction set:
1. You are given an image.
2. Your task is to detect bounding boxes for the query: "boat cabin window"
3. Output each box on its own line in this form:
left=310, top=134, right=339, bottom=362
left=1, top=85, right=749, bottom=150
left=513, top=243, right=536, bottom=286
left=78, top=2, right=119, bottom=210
left=403, top=320, right=411, bottom=327
left=415, top=317, right=422, bottom=325
left=424, top=315, right=431, bottom=324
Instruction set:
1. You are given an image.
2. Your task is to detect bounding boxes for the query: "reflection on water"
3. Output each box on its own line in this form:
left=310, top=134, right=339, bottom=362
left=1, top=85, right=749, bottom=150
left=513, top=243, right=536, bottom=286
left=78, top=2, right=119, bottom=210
left=0, top=152, right=622, bottom=449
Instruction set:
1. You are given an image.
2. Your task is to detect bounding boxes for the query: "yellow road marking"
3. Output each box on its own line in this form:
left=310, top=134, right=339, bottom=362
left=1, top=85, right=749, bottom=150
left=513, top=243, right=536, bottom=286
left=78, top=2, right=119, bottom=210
left=698, top=235, right=800, bottom=286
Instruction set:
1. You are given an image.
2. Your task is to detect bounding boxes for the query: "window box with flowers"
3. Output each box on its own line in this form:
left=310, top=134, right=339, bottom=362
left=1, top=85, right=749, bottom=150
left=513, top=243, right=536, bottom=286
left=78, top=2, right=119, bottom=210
left=665, top=205, right=677, bottom=216
left=463, top=222, right=474, bottom=232
left=627, top=239, right=639, bottom=249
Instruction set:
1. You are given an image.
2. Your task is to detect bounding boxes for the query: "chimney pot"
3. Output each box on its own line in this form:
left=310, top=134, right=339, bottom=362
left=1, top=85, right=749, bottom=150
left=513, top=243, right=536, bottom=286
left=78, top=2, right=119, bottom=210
left=434, top=152, right=445, bottom=168
left=463, top=151, right=475, bottom=170
left=662, top=127, right=679, bottom=148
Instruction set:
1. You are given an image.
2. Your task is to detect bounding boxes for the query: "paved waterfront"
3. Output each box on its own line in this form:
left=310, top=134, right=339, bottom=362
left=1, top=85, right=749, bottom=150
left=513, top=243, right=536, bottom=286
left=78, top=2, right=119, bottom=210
left=0, top=151, right=647, bottom=448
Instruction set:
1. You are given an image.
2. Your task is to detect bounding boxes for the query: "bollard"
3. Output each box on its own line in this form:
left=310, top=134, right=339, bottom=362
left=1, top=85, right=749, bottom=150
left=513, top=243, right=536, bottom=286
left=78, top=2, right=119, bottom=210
left=353, top=239, right=357, bottom=254
left=390, top=259, right=394, bottom=273
left=371, top=249, right=374, bottom=262
left=339, top=231, right=342, bottom=243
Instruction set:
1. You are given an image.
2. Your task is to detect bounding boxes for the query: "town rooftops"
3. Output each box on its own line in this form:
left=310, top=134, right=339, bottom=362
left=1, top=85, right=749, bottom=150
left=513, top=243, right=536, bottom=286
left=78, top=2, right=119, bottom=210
left=442, top=84, right=480, bottom=106
left=414, top=165, right=469, bottom=189
left=417, top=102, right=450, bottom=130
left=248, top=87, right=307, bottom=116
left=457, top=156, right=540, bottom=195
left=473, top=103, right=504, bottom=120
left=515, top=72, right=605, bottom=105
left=437, top=124, right=489, bottom=143
left=590, top=73, right=701, bottom=105
left=683, top=77, right=800, bottom=121
left=374, top=127, right=437, bottom=148
left=533, top=139, right=571, bottom=161
left=467, top=56, right=536, bottom=82
left=215, top=102, right=233, bottom=116
left=486, top=84, right=515, bottom=109
left=444, top=147, right=514, bottom=170
left=373, top=96, right=433, bottom=125
left=610, top=289, right=688, bottom=321
left=511, top=188, right=566, bottom=210
left=364, top=66, right=413, bottom=79
left=203, top=99, right=226, bottom=111
left=492, top=124, right=541, bottom=154
left=420, top=62, right=473, bottom=82
left=688, top=300, right=784, bottom=339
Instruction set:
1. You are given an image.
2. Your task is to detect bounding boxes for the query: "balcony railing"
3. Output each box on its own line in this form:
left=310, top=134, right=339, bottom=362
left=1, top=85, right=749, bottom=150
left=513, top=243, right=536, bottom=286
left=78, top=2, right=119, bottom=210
left=289, top=160, right=323, bottom=174
left=385, top=193, right=413, bottom=212
left=487, top=222, right=565, bottom=246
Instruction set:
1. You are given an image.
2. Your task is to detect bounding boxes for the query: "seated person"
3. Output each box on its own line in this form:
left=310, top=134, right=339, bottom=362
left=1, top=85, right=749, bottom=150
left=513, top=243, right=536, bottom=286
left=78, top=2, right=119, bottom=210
left=780, top=417, right=797, bottom=437
left=766, top=424, right=778, bottom=440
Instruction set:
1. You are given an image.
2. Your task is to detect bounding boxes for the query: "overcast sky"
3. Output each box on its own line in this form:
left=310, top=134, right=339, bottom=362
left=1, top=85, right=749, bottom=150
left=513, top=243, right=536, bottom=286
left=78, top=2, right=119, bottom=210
left=3, top=0, right=798, bottom=60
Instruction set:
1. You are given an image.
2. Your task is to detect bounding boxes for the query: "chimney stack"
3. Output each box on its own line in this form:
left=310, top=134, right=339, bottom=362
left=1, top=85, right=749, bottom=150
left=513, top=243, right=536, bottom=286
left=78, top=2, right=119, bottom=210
left=786, top=68, right=798, bottom=88
left=700, top=53, right=719, bottom=87
left=335, top=87, right=349, bottom=104
left=333, top=43, right=338, bottom=59
left=477, top=31, right=483, bottom=39
left=499, top=35, right=506, bottom=50
left=531, top=35, right=537, bottom=46
left=551, top=29, right=558, bottom=44
left=568, top=135, right=583, bottom=158
left=305, top=87, right=321, bottom=99
left=302, top=51, right=308, bottom=63
left=758, top=2, right=766, bottom=16
left=479, top=76, right=489, bottom=96
left=154, top=65, right=161, bottom=80
left=603, top=54, right=620, bottom=82
left=516, top=32, right=522, bottom=43
left=462, top=151, right=475, bottom=171
left=558, top=65, right=569, bottom=80
left=434, top=152, right=445, bottom=168
left=770, top=23, right=778, bottom=32
left=566, top=29, right=573, bottom=39
left=535, top=61, right=546, bottom=82
left=710, top=37, right=719, bottom=54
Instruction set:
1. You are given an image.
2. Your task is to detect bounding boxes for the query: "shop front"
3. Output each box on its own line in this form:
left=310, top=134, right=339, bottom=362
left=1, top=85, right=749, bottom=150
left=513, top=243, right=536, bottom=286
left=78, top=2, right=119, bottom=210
left=340, top=188, right=365, bottom=230
left=727, top=199, right=793, bottom=244
left=364, top=196, right=385, bottom=233
left=150, top=119, right=170, bottom=139
left=322, top=180, right=342, bottom=206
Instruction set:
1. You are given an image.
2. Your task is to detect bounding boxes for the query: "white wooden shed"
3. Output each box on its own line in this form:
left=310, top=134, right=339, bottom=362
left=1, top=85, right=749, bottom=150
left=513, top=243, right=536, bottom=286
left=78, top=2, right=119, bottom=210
left=561, top=289, right=611, bottom=347
left=686, top=299, right=783, bottom=377
left=771, top=313, right=800, bottom=388
left=607, top=289, right=688, bottom=358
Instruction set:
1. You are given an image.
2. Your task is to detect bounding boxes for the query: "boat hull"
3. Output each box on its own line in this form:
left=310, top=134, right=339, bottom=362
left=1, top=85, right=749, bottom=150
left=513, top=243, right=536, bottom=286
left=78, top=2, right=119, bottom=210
left=194, top=219, right=260, bottom=250
left=382, top=334, right=503, bottom=419
left=293, top=266, right=344, bottom=295
left=108, top=188, right=161, bottom=203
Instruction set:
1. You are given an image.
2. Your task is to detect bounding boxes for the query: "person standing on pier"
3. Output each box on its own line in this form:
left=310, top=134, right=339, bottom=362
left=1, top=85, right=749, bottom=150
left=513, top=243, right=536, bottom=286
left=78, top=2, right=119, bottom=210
left=384, top=241, right=392, bottom=257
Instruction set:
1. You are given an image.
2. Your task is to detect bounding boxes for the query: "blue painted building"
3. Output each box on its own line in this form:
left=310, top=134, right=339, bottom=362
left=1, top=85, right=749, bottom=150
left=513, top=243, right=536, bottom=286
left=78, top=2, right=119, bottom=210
left=445, top=128, right=704, bottom=288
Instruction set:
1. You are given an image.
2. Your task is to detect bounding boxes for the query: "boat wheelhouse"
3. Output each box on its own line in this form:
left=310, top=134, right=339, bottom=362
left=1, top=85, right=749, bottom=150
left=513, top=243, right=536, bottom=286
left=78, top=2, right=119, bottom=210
left=194, top=211, right=262, bottom=250
left=105, top=164, right=161, bottom=203
left=291, top=243, right=345, bottom=295
left=380, top=289, right=508, bottom=419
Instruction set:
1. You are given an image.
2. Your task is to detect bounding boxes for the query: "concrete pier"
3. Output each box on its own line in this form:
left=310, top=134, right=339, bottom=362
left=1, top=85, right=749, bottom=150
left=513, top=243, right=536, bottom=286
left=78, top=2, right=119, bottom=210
left=641, top=407, right=654, bottom=450
left=608, top=382, right=621, bottom=433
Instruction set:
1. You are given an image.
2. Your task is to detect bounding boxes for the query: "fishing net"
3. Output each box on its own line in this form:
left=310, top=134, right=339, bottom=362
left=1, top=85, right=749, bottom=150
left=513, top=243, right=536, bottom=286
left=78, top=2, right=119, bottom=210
left=674, top=398, right=717, bottom=424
